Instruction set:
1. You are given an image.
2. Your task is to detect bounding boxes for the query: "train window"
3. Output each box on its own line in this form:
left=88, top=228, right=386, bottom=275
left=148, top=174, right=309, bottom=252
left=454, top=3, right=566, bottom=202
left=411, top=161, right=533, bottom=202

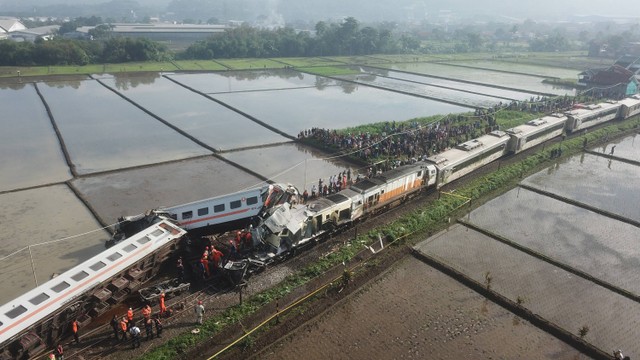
left=5, top=305, right=27, bottom=319
left=198, top=207, right=209, bottom=216
left=71, top=271, right=89, bottom=282
left=123, top=244, right=137, bottom=253
left=90, top=261, right=106, bottom=271
left=51, top=281, right=70, bottom=293
left=230, top=200, right=241, bottom=209
left=214, top=204, right=225, bottom=213
left=247, top=196, right=258, bottom=205
left=107, top=253, right=123, bottom=262
left=151, top=229, right=164, bottom=237
left=137, top=236, right=151, bottom=245
left=29, top=293, right=50, bottom=305
left=182, top=211, right=193, bottom=220
left=169, top=214, right=177, bottom=220
left=417, top=171, right=423, bottom=177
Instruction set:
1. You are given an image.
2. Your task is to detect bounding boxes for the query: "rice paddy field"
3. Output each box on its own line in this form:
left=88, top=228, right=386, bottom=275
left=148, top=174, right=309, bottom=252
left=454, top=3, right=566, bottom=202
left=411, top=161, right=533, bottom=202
left=2, top=53, right=630, bottom=359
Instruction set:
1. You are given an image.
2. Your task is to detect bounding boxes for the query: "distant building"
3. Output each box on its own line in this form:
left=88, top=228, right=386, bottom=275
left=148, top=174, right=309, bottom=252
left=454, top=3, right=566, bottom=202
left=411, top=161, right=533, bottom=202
left=0, top=17, right=27, bottom=34
left=77, top=23, right=228, bottom=50
left=578, top=56, right=640, bottom=98
left=9, top=25, right=60, bottom=42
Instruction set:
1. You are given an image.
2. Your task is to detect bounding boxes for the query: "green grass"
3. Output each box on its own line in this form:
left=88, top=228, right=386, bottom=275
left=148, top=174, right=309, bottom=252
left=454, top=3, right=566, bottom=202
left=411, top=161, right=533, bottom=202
left=274, top=57, right=345, bottom=67
left=0, top=51, right=599, bottom=78
left=298, top=66, right=359, bottom=77
left=214, top=58, right=285, bottom=70
left=171, top=60, right=228, bottom=71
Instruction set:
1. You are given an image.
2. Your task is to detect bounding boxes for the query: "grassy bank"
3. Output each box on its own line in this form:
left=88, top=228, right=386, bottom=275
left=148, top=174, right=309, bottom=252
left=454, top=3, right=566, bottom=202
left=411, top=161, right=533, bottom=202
left=140, top=115, right=639, bottom=359
left=0, top=51, right=594, bottom=79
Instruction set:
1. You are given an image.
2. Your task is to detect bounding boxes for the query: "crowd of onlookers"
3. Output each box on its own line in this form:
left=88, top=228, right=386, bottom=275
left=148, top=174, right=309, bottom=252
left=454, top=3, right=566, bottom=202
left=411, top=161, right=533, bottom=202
left=298, top=96, right=590, bottom=163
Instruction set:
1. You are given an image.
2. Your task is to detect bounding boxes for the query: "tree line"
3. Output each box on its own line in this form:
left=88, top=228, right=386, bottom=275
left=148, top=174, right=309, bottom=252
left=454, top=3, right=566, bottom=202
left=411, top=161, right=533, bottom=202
left=0, top=37, right=169, bottom=66
left=0, top=17, right=421, bottom=66
left=179, top=18, right=418, bottom=59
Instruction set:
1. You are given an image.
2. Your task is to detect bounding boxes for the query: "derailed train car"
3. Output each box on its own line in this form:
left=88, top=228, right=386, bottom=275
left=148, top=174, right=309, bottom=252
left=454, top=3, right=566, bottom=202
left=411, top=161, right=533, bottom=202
left=0, top=220, right=186, bottom=359
left=109, top=183, right=297, bottom=246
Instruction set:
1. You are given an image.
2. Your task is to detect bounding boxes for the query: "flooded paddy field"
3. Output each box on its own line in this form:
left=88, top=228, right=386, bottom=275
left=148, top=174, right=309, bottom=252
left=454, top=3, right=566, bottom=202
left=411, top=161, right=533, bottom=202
left=71, top=156, right=265, bottom=224
left=467, top=186, right=640, bottom=294
left=0, top=185, right=109, bottom=305
left=441, top=60, right=581, bottom=79
left=381, top=62, right=574, bottom=96
left=0, top=83, right=70, bottom=192
left=167, top=69, right=322, bottom=94
left=356, top=66, right=540, bottom=100
left=210, top=83, right=469, bottom=135
left=521, top=150, right=640, bottom=220
left=221, top=143, right=358, bottom=192
left=99, top=75, right=291, bottom=151
left=414, top=225, right=640, bottom=357
left=411, top=143, right=640, bottom=357
left=258, top=256, right=583, bottom=360
left=37, top=79, right=210, bottom=174
left=335, top=72, right=505, bottom=108
left=593, top=133, right=640, bottom=163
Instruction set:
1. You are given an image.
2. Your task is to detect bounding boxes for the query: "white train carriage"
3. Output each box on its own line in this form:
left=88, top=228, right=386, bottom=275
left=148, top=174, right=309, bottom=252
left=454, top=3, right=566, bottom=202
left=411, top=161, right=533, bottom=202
left=618, top=95, right=640, bottom=119
left=0, top=219, right=186, bottom=358
left=427, top=130, right=510, bottom=187
left=506, top=114, right=568, bottom=154
left=564, top=101, right=621, bottom=132
left=160, top=184, right=293, bottom=231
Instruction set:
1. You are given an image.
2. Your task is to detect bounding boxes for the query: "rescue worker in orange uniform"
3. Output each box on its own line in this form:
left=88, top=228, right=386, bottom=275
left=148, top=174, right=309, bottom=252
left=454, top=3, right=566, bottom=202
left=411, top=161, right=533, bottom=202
left=211, top=246, right=223, bottom=270
left=71, top=319, right=80, bottom=344
left=119, top=317, right=128, bottom=341
left=159, top=292, right=166, bottom=317
left=201, top=256, right=210, bottom=277
left=127, top=307, right=134, bottom=323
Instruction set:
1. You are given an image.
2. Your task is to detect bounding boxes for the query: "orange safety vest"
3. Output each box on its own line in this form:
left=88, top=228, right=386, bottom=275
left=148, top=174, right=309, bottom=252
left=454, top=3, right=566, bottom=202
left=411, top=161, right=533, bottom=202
left=72, top=320, right=78, bottom=333
left=159, top=295, right=166, bottom=313
left=127, top=309, right=133, bottom=321
left=120, top=319, right=128, bottom=331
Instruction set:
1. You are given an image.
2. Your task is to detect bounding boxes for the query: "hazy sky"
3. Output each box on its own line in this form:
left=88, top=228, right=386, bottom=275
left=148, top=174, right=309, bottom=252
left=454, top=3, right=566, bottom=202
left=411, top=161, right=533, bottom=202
left=1, top=0, right=638, bottom=22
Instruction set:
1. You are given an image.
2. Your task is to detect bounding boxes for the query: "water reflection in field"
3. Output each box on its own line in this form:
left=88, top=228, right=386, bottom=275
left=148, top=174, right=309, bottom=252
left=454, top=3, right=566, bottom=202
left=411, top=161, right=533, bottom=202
left=443, top=60, right=581, bottom=79
left=336, top=73, right=505, bottom=107
left=383, top=62, right=573, bottom=96
left=594, top=133, right=639, bottom=162
left=521, top=151, right=640, bottom=220
left=100, top=76, right=291, bottom=150
left=212, top=83, right=469, bottom=135
left=222, top=143, right=359, bottom=192
left=0, top=84, right=71, bottom=192
left=356, top=67, right=536, bottom=100
left=38, top=79, right=210, bottom=174
left=467, top=187, right=640, bottom=294
left=414, top=224, right=640, bottom=357
left=168, top=69, right=322, bottom=93
left=72, top=156, right=264, bottom=224
left=0, top=185, right=109, bottom=305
